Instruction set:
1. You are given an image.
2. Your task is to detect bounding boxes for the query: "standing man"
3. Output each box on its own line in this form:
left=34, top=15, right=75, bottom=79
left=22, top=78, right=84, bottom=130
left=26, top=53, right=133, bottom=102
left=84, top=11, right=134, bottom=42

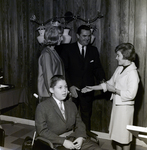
left=60, top=25, right=105, bottom=131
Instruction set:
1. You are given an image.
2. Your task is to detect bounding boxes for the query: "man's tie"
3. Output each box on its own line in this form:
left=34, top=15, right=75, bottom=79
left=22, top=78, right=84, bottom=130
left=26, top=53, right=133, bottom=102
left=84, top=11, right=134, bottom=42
left=59, top=101, right=66, bottom=120
left=82, top=46, right=85, bottom=57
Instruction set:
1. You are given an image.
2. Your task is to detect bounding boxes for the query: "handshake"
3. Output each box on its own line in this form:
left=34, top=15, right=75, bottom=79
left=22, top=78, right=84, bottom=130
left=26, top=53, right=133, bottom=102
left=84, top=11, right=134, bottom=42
left=82, top=83, right=119, bottom=95
left=81, top=86, right=94, bottom=93
left=70, top=82, right=116, bottom=98
left=69, top=86, right=95, bottom=98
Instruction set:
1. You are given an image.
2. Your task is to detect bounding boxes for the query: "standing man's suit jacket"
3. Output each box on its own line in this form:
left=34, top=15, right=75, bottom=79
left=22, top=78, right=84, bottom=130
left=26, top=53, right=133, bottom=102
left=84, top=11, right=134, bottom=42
left=35, top=97, right=87, bottom=145
left=60, top=42, right=105, bottom=89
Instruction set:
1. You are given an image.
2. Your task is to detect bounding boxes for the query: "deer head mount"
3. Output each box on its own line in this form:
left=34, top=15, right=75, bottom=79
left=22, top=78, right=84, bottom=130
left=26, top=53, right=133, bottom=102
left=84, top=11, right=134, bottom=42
left=30, top=11, right=103, bottom=26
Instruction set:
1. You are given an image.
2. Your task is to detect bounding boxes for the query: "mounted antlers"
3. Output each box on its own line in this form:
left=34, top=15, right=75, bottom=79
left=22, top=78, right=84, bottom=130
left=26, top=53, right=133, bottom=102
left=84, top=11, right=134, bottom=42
left=73, top=11, right=103, bottom=24
left=30, top=11, right=103, bottom=26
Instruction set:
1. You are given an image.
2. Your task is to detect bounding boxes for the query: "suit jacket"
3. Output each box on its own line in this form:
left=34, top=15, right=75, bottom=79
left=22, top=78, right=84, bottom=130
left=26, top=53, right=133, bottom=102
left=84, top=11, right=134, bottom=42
left=60, top=42, right=105, bottom=89
left=38, top=47, right=64, bottom=97
left=35, top=97, right=87, bottom=144
left=101, top=62, right=140, bottom=105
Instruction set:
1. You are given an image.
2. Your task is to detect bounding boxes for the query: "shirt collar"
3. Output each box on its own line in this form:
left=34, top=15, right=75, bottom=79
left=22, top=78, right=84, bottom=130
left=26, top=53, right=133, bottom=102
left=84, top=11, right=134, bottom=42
left=52, top=96, right=64, bottom=109
left=52, top=95, right=60, bottom=104
left=77, top=42, right=85, bottom=50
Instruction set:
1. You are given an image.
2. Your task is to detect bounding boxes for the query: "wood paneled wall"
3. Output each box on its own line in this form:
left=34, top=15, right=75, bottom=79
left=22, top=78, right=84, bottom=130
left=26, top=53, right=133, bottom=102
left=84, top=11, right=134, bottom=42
left=0, top=0, right=147, bottom=132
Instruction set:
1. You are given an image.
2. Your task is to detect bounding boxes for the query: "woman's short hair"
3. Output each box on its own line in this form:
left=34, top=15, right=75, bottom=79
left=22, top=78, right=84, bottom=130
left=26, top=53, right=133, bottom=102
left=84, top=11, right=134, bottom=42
left=44, top=25, right=63, bottom=46
left=50, top=75, right=65, bottom=88
left=115, top=43, right=136, bottom=61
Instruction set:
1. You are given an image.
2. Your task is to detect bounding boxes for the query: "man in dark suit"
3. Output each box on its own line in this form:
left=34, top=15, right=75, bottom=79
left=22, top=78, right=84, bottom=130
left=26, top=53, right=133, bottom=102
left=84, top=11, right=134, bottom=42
left=60, top=25, right=105, bottom=131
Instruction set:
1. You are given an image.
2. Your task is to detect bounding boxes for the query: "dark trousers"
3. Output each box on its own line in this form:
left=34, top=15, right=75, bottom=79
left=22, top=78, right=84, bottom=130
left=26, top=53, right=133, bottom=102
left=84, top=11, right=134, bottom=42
left=72, top=91, right=94, bottom=131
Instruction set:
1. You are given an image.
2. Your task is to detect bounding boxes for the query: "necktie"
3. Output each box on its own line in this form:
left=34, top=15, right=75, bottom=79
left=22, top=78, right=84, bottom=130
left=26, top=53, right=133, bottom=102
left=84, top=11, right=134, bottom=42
left=82, top=46, right=85, bottom=57
left=59, top=101, right=66, bottom=120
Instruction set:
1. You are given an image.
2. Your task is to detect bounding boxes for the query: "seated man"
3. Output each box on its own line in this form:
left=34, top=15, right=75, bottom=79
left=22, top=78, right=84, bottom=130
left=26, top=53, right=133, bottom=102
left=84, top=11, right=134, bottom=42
left=35, top=75, right=101, bottom=150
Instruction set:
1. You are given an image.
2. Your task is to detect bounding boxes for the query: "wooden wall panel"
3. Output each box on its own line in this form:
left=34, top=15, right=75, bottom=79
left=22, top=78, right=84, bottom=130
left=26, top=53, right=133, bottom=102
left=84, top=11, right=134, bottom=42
left=128, top=0, right=135, bottom=43
left=109, top=0, right=120, bottom=75
left=44, top=0, right=53, bottom=21
left=1, top=0, right=9, bottom=83
left=120, top=0, right=129, bottom=43
left=0, top=0, right=54, bottom=120
left=0, top=0, right=147, bottom=131
left=9, top=0, right=17, bottom=85
left=99, top=0, right=112, bottom=132
left=134, top=0, right=147, bottom=126
left=0, top=1, right=2, bottom=67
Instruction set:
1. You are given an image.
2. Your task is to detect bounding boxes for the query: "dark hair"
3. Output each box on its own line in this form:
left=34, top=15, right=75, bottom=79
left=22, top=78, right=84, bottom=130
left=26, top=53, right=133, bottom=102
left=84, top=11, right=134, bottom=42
left=77, top=25, right=91, bottom=35
left=115, top=43, right=136, bottom=61
left=44, top=25, right=63, bottom=46
left=50, top=75, right=65, bottom=88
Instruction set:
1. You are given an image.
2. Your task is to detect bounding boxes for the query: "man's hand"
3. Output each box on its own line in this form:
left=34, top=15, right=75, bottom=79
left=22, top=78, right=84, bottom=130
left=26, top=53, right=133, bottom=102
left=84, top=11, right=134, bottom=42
left=70, top=86, right=80, bottom=98
left=63, top=139, right=75, bottom=149
left=73, top=137, right=85, bottom=149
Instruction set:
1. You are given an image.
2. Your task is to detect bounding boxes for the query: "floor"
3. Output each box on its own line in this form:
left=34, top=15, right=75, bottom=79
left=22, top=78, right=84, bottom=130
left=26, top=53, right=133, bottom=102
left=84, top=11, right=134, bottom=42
left=0, top=121, right=147, bottom=150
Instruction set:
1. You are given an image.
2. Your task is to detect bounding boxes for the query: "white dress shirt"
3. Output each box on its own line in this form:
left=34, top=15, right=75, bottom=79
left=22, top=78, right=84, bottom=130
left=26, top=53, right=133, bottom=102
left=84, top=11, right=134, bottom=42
left=77, top=42, right=86, bottom=57
left=52, top=96, right=66, bottom=119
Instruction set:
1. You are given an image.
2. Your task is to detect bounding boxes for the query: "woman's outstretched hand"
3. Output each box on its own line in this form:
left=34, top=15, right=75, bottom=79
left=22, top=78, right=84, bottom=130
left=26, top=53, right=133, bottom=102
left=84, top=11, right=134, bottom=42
left=81, top=86, right=93, bottom=93
left=106, top=83, right=115, bottom=93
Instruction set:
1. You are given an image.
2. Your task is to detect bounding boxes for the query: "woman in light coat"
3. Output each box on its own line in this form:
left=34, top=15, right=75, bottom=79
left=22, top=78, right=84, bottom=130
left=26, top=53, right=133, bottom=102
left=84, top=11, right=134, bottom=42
left=82, top=43, right=140, bottom=150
